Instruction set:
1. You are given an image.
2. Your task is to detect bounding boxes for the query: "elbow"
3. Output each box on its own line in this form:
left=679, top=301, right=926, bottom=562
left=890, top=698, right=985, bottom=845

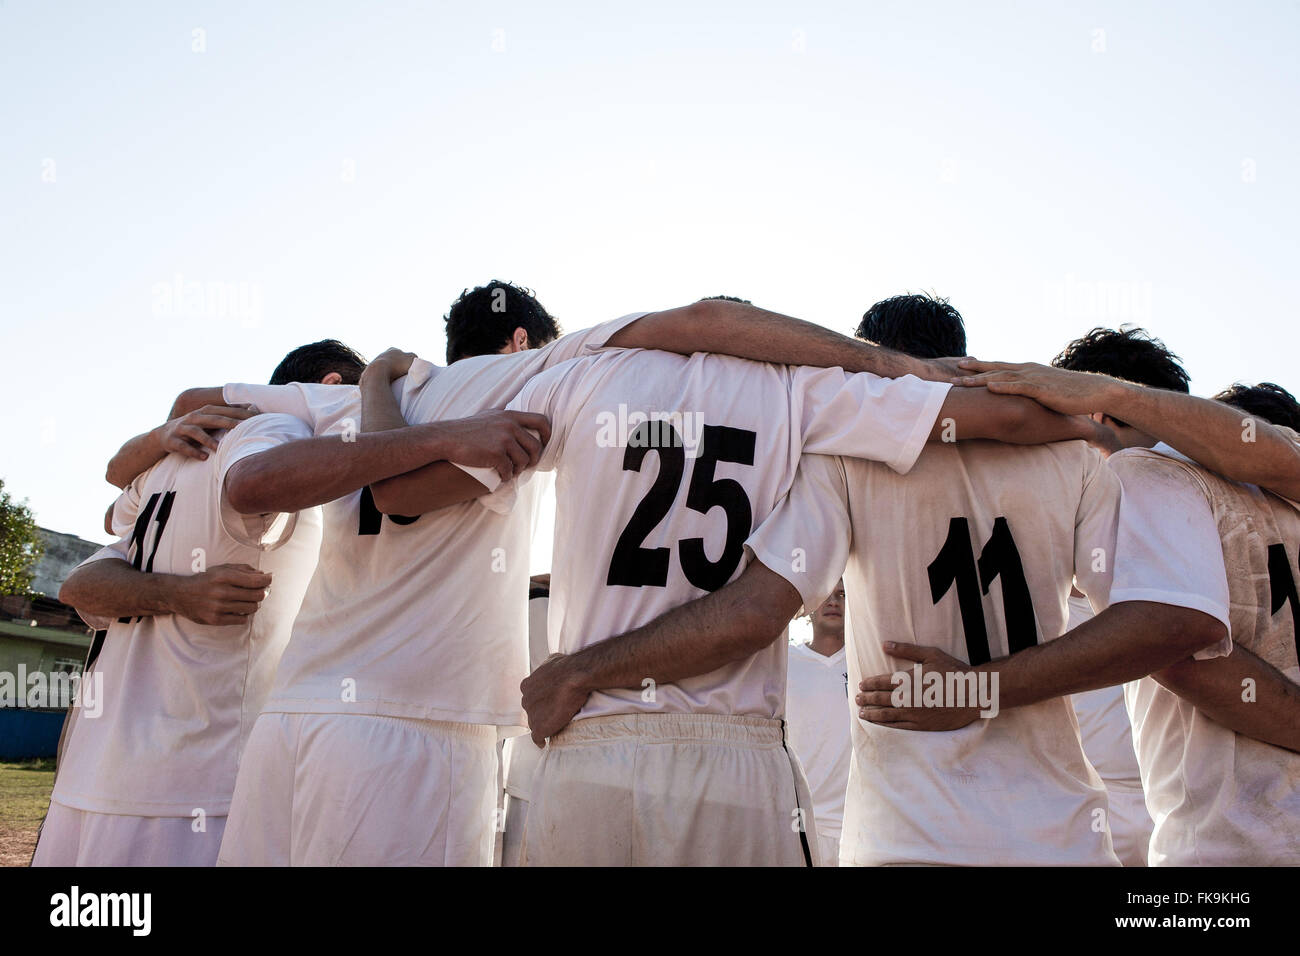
left=58, top=572, right=85, bottom=609
left=169, top=387, right=207, bottom=420
left=998, top=396, right=1036, bottom=441
left=1151, top=655, right=1207, bottom=698
left=225, top=480, right=261, bottom=516
left=225, top=462, right=273, bottom=515
left=1170, top=608, right=1228, bottom=659
left=736, top=584, right=803, bottom=655
left=369, top=478, right=405, bottom=515
left=105, top=461, right=128, bottom=490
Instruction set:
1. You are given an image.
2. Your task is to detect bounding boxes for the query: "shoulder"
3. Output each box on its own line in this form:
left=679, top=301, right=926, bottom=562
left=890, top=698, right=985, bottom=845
left=227, top=412, right=313, bottom=443
left=1107, top=445, right=1212, bottom=496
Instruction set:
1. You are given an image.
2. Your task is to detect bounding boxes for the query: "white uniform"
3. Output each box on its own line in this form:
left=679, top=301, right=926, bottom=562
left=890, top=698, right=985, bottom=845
left=34, top=414, right=322, bottom=867
left=785, top=641, right=852, bottom=866
left=1110, top=442, right=1300, bottom=865
left=478, top=347, right=950, bottom=866
left=217, top=315, right=647, bottom=866
left=748, top=442, right=1127, bottom=866
left=1066, top=594, right=1154, bottom=866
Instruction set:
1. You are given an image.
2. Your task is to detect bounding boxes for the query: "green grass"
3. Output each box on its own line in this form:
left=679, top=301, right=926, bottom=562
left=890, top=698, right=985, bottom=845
left=0, top=758, right=56, bottom=866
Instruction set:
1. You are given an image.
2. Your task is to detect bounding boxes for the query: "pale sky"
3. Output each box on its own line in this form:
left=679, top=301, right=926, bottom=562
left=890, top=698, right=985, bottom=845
left=3, top=0, right=1298, bottom=550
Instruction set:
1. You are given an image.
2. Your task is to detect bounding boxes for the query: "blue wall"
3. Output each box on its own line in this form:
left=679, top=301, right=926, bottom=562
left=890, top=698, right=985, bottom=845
left=0, top=709, right=64, bottom=760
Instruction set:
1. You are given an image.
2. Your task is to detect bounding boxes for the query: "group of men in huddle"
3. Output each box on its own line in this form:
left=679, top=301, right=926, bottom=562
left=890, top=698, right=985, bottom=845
left=33, top=282, right=1300, bottom=866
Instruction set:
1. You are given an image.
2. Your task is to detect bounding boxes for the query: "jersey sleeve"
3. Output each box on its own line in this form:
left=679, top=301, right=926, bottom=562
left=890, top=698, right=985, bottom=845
left=109, top=471, right=149, bottom=538
left=792, top=367, right=950, bottom=474
left=1072, top=448, right=1123, bottom=611
left=214, top=413, right=315, bottom=547
left=534, top=312, right=651, bottom=368
left=1108, top=451, right=1233, bottom=659
left=744, top=454, right=852, bottom=612
left=222, top=382, right=353, bottom=434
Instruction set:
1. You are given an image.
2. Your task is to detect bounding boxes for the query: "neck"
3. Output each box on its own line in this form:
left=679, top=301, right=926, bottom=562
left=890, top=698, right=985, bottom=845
left=809, top=632, right=844, bottom=656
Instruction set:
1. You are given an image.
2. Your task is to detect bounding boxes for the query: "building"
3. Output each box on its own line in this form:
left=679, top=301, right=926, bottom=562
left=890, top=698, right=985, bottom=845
left=0, top=528, right=103, bottom=760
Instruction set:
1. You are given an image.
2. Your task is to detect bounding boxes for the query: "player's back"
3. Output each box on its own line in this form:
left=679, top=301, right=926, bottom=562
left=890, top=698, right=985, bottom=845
left=226, top=315, right=649, bottom=734
left=508, top=347, right=948, bottom=722
left=53, top=414, right=323, bottom=817
left=1113, top=445, right=1300, bottom=865
left=835, top=438, right=1121, bottom=865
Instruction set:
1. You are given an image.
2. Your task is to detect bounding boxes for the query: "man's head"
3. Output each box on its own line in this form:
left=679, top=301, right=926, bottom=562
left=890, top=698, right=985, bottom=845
left=856, top=293, right=966, bottom=359
left=809, top=580, right=845, bottom=644
left=444, top=280, right=561, bottom=364
left=1213, top=382, right=1300, bottom=431
left=1052, top=326, right=1190, bottom=448
left=269, top=339, right=367, bottom=385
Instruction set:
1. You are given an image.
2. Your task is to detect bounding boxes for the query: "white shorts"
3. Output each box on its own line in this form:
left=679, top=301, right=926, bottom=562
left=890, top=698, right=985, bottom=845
left=522, top=713, right=819, bottom=867
left=501, top=794, right=528, bottom=868
left=217, top=712, right=498, bottom=867
left=817, top=831, right=841, bottom=868
left=1107, top=786, right=1155, bottom=867
left=502, top=733, right=543, bottom=802
left=32, top=800, right=225, bottom=867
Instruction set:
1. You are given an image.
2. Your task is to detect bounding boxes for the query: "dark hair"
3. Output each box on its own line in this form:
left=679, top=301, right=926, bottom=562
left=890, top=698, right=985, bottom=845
left=1213, top=382, right=1300, bottom=431
left=444, top=281, right=560, bottom=364
left=269, top=339, right=367, bottom=385
left=702, top=295, right=753, bottom=305
left=1052, top=327, right=1190, bottom=394
left=855, top=293, right=966, bottom=359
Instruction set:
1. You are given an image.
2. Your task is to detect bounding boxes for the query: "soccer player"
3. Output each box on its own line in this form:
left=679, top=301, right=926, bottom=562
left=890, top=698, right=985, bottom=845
left=862, top=357, right=1300, bottom=864
left=31, top=341, right=365, bottom=866
left=785, top=580, right=852, bottom=867
left=743, top=295, right=1143, bottom=865
left=1048, top=329, right=1191, bottom=865
left=480, top=339, right=1100, bottom=866
left=125, top=286, right=966, bottom=867
left=1112, top=384, right=1300, bottom=863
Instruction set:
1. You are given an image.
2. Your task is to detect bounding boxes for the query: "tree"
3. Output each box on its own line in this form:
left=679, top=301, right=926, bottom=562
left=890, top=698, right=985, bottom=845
left=0, top=479, right=43, bottom=596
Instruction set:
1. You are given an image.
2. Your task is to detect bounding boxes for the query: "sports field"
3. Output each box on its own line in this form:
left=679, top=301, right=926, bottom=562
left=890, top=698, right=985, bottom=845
left=0, top=760, right=54, bottom=867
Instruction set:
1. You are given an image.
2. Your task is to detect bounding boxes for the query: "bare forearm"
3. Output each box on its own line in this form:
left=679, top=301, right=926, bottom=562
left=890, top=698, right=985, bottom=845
left=1155, top=647, right=1300, bottom=752
left=169, top=387, right=225, bottom=419
left=106, top=427, right=166, bottom=488
left=360, top=372, right=409, bottom=433
left=225, top=427, right=452, bottom=513
left=59, top=561, right=180, bottom=619
left=1107, top=383, right=1300, bottom=500
left=106, top=387, right=231, bottom=488
left=567, top=565, right=801, bottom=693
left=608, top=300, right=941, bottom=380
left=370, top=462, right=489, bottom=515
left=358, top=367, right=479, bottom=513
left=972, top=601, right=1226, bottom=710
left=936, top=389, right=1091, bottom=445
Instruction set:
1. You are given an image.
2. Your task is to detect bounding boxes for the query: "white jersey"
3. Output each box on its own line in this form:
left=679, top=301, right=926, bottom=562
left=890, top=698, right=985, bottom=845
left=223, top=314, right=645, bottom=732
left=785, top=641, right=852, bottom=844
left=1110, top=443, right=1300, bottom=865
left=748, top=442, right=1126, bottom=866
left=52, top=414, right=322, bottom=817
left=482, top=348, right=950, bottom=721
left=1067, top=595, right=1144, bottom=792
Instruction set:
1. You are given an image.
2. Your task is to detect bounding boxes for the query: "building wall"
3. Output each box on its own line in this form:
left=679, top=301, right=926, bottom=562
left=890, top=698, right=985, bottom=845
left=1, top=528, right=101, bottom=758
left=30, top=528, right=105, bottom=598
